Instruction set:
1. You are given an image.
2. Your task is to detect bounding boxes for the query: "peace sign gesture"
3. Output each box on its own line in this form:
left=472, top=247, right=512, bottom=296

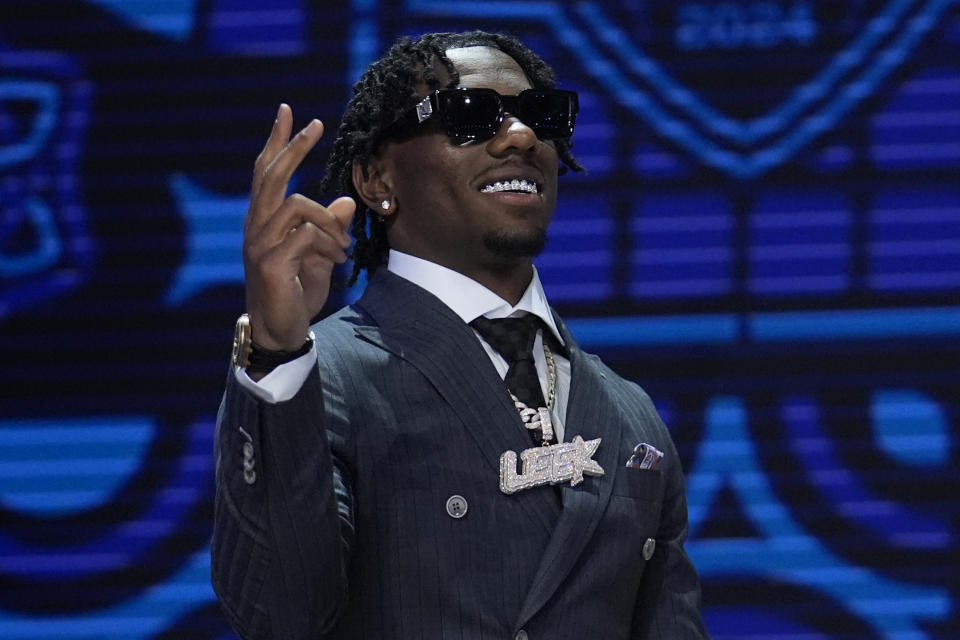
left=242, top=104, right=356, bottom=356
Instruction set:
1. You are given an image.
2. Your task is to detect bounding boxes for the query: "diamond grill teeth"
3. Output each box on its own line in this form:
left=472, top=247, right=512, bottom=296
left=480, top=178, right=538, bottom=194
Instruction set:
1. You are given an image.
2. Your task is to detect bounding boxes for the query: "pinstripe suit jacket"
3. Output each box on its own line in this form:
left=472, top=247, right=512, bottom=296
left=212, top=269, right=708, bottom=639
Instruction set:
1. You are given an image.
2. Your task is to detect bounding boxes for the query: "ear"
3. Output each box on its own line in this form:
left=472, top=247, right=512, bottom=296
left=352, top=156, right=395, bottom=215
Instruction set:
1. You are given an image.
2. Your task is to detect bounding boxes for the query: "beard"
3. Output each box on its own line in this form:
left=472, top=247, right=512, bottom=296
left=482, top=226, right=548, bottom=260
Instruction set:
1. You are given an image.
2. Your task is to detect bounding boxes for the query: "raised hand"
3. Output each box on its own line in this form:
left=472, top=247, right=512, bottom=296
left=243, top=104, right=356, bottom=352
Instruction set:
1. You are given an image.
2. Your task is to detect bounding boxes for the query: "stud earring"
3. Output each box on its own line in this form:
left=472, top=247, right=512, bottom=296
left=380, top=200, right=391, bottom=211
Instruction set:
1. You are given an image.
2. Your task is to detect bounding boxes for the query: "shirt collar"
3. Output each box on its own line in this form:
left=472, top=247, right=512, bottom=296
left=386, top=249, right=565, bottom=346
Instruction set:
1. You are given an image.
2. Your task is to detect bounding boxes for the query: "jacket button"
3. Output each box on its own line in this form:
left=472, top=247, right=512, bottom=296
left=515, top=630, right=529, bottom=640
left=642, top=537, right=656, bottom=560
left=445, top=495, right=468, bottom=519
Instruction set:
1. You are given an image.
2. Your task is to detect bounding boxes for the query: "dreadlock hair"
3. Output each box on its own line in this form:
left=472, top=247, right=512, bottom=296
left=320, top=30, right=585, bottom=286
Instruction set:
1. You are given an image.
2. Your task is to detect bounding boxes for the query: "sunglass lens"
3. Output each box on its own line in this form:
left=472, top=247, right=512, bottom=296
left=520, top=91, right=576, bottom=139
left=441, top=90, right=501, bottom=140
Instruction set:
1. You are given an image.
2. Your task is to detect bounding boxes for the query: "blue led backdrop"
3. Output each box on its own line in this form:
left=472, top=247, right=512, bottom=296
left=0, top=1, right=957, bottom=638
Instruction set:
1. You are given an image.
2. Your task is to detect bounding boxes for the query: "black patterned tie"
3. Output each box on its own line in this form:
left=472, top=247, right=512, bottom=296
left=470, top=314, right=546, bottom=409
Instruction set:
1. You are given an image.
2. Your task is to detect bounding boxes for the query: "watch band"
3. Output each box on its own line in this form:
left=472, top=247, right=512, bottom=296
left=246, top=335, right=313, bottom=374
left=232, top=313, right=313, bottom=375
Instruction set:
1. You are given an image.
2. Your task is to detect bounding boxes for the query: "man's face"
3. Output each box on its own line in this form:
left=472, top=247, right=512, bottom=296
left=377, top=46, right=560, bottom=274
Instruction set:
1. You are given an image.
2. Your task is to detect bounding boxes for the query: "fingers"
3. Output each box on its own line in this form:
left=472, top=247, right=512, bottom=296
left=251, top=220, right=349, bottom=301
left=251, top=104, right=292, bottom=199
left=259, top=194, right=354, bottom=249
left=283, top=221, right=350, bottom=268
left=327, top=196, right=357, bottom=232
left=244, top=194, right=357, bottom=295
left=249, top=118, right=325, bottom=228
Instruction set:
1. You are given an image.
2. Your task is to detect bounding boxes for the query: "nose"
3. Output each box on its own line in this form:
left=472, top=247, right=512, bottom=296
left=486, top=114, right=538, bottom=156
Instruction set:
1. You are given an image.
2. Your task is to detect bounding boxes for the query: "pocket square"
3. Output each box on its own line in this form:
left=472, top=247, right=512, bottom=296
left=625, top=442, right=663, bottom=470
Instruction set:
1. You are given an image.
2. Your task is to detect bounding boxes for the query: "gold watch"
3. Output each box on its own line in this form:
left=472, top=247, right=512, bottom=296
left=231, top=313, right=253, bottom=368
left=232, top=313, right=314, bottom=373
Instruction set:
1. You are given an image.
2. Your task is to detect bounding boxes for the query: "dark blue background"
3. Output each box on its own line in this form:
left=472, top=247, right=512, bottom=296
left=1, top=1, right=957, bottom=638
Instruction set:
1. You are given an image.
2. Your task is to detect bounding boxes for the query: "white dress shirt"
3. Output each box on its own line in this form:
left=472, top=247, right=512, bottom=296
left=236, top=250, right=572, bottom=441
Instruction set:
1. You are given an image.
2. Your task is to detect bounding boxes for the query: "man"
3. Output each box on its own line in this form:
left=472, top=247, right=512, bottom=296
left=212, top=31, right=708, bottom=639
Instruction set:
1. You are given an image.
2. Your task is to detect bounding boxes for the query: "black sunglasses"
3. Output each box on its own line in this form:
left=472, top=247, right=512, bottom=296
left=395, top=87, right=579, bottom=142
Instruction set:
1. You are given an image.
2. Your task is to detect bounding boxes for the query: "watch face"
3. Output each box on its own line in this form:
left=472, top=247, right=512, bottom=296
left=232, top=314, right=251, bottom=368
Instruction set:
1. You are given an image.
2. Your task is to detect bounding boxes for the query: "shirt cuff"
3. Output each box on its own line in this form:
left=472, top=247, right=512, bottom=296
left=233, top=343, right=317, bottom=403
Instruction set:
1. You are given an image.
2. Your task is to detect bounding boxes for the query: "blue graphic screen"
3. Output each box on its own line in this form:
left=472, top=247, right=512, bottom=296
left=0, top=1, right=957, bottom=638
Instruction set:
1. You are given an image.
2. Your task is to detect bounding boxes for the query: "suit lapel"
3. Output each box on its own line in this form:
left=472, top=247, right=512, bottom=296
left=352, top=270, right=560, bottom=535
left=516, top=316, right=622, bottom=626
